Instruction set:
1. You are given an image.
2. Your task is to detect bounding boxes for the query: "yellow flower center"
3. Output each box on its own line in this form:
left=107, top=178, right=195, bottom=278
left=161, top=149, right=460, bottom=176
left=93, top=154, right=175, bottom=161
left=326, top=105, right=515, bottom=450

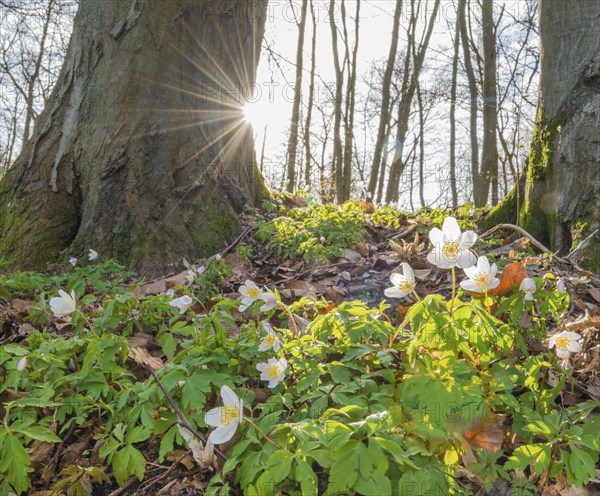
left=555, top=336, right=570, bottom=351
left=263, top=334, right=276, bottom=347
left=220, top=404, right=240, bottom=426
left=442, top=241, right=461, bottom=261
left=473, top=272, right=491, bottom=288
left=266, top=364, right=281, bottom=380
left=397, top=278, right=414, bottom=293
left=247, top=286, right=261, bottom=299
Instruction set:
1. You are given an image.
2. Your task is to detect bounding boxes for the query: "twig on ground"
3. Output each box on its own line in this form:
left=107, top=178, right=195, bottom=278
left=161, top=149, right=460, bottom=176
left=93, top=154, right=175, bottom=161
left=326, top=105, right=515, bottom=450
left=389, top=224, right=418, bottom=240
left=108, top=476, right=137, bottom=496
left=136, top=449, right=193, bottom=493
left=479, top=223, right=552, bottom=254
left=146, top=365, right=228, bottom=461
left=221, top=225, right=255, bottom=256
left=567, top=229, right=598, bottom=260
left=268, top=261, right=350, bottom=287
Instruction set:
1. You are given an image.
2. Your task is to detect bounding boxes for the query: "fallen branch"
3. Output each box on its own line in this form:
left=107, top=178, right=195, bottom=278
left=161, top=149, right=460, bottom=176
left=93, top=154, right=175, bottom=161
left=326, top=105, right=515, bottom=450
left=389, top=224, right=418, bottom=240
left=146, top=365, right=228, bottom=461
left=479, top=223, right=552, bottom=254
left=567, top=229, right=598, bottom=260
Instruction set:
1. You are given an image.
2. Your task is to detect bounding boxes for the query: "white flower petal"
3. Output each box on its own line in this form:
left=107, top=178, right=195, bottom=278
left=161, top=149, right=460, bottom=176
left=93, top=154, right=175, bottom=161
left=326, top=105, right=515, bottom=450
left=460, top=280, right=481, bottom=292
left=457, top=249, right=476, bottom=269
left=567, top=341, right=582, bottom=353
left=555, top=348, right=568, bottom=359
left=390, top=272, right=403, bottom=285
left=272, top=341, right=281, bottom=352
left=429, top=227, right=444, bottom=246
left=384, top=287, right=408, bottom=298
left=488, top=278, right=500, bottom=289
left=442, top=217, right=461, bottom=240
left=477, top=256, right=490, bottom=273
left=461, top=230, right=478, bottom=246
left=463, top=265, right=478, bottom=279
left=562, top=332, right=581, bottom=341
left=204, top=407, right=224, bottom=427
left=401, top=262, right=414, bottom=281
left=524, top=292, right=534, bottom=301
left=548, top=335, right=556, bottom=349
left=208, top=421, right=238, bottom=445
left=221, top=385, right=238, bottom=406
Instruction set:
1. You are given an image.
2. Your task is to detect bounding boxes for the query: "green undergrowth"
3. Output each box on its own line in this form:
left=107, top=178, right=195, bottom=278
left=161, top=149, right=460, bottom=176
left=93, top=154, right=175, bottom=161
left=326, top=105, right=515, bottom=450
left=1, top=228, right=598, bottom=495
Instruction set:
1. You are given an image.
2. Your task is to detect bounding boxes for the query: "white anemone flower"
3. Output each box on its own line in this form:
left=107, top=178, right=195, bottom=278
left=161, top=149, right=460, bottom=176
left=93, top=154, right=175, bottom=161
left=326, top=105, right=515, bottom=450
left=238, top=280, right=277, bottom=312
left=460, top=256, right=500, bottom=293
left=549, top=331, right=582, bottom=359
left=520, top=278, right=537, bottom=301
left=169, top=295, right=193, bottom=313
left=258, top=323, right=281, bottom=352
left=88, top=249, right=98, bottom=261
left=185, top=270, right=195, bottom=284
left=259, top=292, right=277, bottom=312
left=16, top=357, right=27, bottom=371
left=166, top=288, right=175, bottom=298
left=49, top=290, right=77, bottom=318
left=557, top=279, right=566, bottom=295
left=426, top=217, right=477, bottom=269
left=204, top=385, right=243, bottom=445
left=257, top=358, right=287, bottom=388
left=384, top=263, right=416, bottom=299
left=197, top=266, right=206, bottom=275
left=69, top=257, right=78, bottom=267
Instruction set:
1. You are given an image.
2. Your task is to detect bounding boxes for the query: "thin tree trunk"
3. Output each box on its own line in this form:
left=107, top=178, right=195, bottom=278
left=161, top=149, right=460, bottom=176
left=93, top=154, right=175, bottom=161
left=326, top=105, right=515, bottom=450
left=481, top=0, right=499, bottom=205
left=385, top=0, right=441, bottom=203
left=416, top=78, right=425, bottom=208
left=449, top=7, right=460, bottom=208
left=368, top=0, right=402, bottom=197
left=458, top=0, right=482, bottom=206
left=342, top=0, right=360, bottom=200
left=304, top=0, right=317, bottom=188
left=285, top=0, right=308, bottom=193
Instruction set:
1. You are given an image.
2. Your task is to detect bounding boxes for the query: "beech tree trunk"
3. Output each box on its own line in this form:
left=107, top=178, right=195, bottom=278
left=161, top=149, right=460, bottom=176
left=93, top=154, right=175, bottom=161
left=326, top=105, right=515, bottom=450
left=285, top=0, right=308, bottom=193
left=0, top=0, right=267, bottom=275
left=483, top=0, right=600, bottom=272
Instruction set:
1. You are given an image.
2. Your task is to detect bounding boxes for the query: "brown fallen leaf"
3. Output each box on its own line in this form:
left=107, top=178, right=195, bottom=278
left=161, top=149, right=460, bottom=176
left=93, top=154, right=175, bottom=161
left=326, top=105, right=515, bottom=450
left=133, top=279, right=167, bottom=298
left=588, top=287, right=600, bottom=303
left=10, top=298, right=31, bottom=315
left=129, top=347, right=164, bottom=370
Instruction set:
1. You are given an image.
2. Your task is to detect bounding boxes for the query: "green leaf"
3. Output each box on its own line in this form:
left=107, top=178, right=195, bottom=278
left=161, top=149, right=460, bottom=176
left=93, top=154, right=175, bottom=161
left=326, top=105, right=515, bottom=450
left=0, top=434, right=32, bottom=494
left=125, top=425, right=151, bottom=444
left=354, top=469, right=392, bottom=496
left=112, top=445, right=147, bottom=486
left=329, top=439, right=359, bottom=491
left=265, top=450, right=294, bottom=483
left=11, top=424, right=61, bottom=443
left=295, top=458, right=318, bottom=496
left=567, top=448, right=597, bottom=485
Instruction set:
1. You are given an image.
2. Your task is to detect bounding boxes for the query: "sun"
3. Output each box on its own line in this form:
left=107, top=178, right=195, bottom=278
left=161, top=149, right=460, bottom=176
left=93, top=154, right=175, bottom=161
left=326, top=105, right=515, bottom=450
left=242, top=100, right=266, bottom=129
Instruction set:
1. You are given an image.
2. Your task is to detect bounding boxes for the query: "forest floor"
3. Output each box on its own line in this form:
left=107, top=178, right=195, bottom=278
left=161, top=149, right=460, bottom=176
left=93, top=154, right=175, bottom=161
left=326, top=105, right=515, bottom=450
left=1, top=194, right=600, bottom=496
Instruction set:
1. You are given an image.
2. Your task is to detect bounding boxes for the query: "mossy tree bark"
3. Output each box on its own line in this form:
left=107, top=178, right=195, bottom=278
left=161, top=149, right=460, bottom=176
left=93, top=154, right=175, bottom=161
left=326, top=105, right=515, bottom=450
left=0, top=0, right=267, bottom=275
left=482, top=0, right=600, bottom=272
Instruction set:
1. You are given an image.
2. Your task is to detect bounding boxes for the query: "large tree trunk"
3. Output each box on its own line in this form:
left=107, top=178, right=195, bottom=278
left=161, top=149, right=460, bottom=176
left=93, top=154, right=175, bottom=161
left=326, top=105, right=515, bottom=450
left=0, top=0, right=267, bottom=275
left=483, top=0, right=600, bottom=272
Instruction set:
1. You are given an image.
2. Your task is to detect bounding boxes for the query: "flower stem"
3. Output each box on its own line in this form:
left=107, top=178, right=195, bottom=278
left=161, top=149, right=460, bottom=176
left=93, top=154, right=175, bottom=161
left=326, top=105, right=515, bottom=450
left=245, top=418, right=282, bottom=450
left=450, top=267, right=456, bottom=317
left=76, top=309, right=97, bottom=337
left=412, top=290, right=422, bottom=302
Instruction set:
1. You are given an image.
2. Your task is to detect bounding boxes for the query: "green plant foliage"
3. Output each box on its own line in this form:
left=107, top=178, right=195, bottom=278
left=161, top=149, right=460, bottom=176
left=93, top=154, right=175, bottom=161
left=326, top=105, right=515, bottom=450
left=0, top=228, right=597, bottom=495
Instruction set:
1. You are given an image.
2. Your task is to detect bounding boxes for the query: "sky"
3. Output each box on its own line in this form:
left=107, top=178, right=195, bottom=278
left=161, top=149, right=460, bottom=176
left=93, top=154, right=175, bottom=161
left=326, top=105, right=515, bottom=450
left=244, top=0, right=537, bottom=205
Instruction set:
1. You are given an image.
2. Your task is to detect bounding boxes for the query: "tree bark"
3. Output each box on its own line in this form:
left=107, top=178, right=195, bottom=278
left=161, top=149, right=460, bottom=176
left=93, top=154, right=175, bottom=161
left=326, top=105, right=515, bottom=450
left=458, top=0, right=482, bottom=207
left=303, top=0, right=317, bottom=188
left=367, top=0, right=402, bottom=198
left=481, top=0, right=498, bottom=205
left=483, top=0, right=600, bottom=272
left=449, top=6, right=460, bottom=209
left=285, top=0, right=308, bottom=193
left=385, top=0, right=440, bottom=204
left=329, top=0, right=345, bottom=203
left=0, top=0, right=267, bottom=275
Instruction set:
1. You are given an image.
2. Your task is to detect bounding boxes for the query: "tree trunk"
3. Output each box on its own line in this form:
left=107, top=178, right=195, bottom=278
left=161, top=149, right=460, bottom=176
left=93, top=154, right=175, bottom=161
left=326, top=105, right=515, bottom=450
left=0, top=0, right=267, bottom=275
left=385, top=0, right=440, bottom=204
left=303, top=0, right=317, bottom=188
left=449, top=6, right=460, bottom=209
left=329, top=0, right=345, bottom=203
left=285, top=0, right=308, bottom=193
left=481, top=0, right=498, bottom=205
left=483, top=0, right=600, bottom=272
left=367, top=0, right=402, bottom=198
left=458, top=0, right=482, bottom=207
